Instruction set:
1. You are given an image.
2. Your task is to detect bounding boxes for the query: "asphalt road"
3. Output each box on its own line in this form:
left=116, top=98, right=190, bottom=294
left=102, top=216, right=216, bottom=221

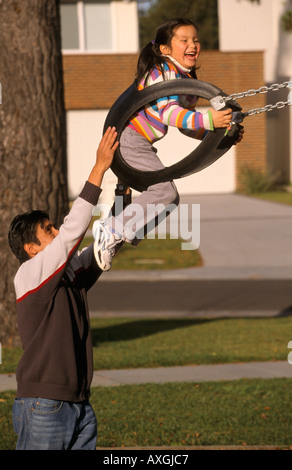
left=88, top=193, right=292, bottom=318
left=88, top=278, right=292, bottom=317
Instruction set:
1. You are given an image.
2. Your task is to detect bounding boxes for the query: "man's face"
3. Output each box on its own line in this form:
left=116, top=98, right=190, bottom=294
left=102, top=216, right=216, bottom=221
left=25, top=219, right=59, bottom=258
left=35, top=220, right=59, bottom=251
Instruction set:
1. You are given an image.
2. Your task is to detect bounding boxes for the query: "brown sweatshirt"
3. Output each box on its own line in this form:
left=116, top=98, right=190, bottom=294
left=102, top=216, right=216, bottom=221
left=13, top=182, right=102, bottom=402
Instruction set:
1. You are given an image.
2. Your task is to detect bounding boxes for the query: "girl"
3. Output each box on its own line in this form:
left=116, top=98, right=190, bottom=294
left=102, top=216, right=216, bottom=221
left=93, top=18, right=242, bottom=271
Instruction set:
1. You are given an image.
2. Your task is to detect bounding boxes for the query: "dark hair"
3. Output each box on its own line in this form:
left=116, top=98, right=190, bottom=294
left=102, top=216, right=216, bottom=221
left=136, top=17, right=199, bottom=85
left=8, top=210, right=50, bottom=264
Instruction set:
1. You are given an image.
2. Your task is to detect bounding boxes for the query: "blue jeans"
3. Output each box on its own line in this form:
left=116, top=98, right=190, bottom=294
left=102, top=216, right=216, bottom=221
left=12, top=398, right=97, bottom=450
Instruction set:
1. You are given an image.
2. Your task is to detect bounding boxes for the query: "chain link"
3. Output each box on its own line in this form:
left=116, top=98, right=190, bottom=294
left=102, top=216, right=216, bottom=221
left=224, top=81, right=292, bottom=102
left=224, top=81, right=292, bottom=117
left=244, top=100, right=291, bottom=117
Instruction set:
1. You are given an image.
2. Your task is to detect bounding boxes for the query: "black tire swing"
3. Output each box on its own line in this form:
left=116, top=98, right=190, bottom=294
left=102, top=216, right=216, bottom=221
left=103, top=79, right=243, bottom=192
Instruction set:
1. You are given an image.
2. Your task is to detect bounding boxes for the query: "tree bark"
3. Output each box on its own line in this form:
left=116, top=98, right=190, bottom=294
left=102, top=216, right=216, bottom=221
left=0, top=0, right=68, bottom=346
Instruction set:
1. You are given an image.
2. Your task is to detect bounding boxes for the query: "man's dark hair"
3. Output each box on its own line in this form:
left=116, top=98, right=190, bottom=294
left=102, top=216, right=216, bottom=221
left=8, top=210, right=50, bottom=264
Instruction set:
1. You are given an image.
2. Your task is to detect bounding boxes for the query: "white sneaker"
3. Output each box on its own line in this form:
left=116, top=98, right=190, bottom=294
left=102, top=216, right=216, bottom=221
left=93, top=221, right=123, bottom=271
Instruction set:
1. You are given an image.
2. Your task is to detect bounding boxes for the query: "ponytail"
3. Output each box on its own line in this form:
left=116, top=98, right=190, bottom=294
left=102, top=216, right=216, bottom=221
left=135, top=41, right=168, bottom=86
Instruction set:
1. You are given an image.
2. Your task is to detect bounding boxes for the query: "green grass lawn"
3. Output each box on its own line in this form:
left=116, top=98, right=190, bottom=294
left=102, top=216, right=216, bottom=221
left=1, top=378, right=292, bottom=450
left=2, top=304, right=292, bottom=450
left=2, top=317, right=292, bottom=373
left=92, top=378, right=292, bottom=448
left=90, top=316, right=292, bottom=370
left=113, top=238, right=202, bottom=270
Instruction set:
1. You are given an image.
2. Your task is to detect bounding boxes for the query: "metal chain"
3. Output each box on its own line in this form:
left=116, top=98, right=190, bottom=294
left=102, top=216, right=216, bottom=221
left=244, top=99, right=292, bottom=117
left=223, top=81, right=292, bottom=118
left=224, top=81, right=292, bottom=102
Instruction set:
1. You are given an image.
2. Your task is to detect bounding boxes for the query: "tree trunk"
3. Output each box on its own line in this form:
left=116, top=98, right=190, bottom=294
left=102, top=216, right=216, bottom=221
left=0, top=0, right=68, bottom=346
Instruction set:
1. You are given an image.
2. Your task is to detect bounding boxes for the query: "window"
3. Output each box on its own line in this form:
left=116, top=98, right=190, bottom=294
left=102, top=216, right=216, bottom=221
left=60, top=3, right=79, bottom=49
left=60, top=1, right=112, bottom=51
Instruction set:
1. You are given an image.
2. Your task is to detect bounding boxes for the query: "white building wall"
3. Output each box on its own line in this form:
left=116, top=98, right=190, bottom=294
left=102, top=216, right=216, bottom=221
left=112, top=0, right=139, bottom=52
left=67, top=110, right=236, bottom=204
left=218, top=0, right=292, bottom=182
left=218, top=0, right=281, bottom=82
left=67, top=110, right=116, bottom=204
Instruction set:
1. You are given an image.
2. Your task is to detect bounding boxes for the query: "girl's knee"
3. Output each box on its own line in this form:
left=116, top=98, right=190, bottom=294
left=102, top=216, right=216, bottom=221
left=154, top=181, right=179, bottom=206
left=171, top=186, right=180, bottom=206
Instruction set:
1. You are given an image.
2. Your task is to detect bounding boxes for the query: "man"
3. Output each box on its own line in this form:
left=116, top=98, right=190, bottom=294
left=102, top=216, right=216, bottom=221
left=8, top=127, right=120, bottom=450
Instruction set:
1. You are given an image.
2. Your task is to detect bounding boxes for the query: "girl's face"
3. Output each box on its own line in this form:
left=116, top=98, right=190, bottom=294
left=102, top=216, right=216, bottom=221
left=160, top=25, right=200, bottom=70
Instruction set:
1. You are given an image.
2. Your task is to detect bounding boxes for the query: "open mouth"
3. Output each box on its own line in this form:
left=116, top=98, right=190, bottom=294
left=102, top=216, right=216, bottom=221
left=185, top=52, right=197, bottom=60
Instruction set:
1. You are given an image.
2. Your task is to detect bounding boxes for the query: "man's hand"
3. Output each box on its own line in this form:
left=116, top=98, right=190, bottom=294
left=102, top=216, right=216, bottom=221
left=96, top=126, right=119, bottom=172
left=88, top=127, right=119, bottom=187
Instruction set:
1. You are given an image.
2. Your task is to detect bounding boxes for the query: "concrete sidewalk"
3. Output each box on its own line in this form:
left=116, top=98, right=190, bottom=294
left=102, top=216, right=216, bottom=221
left=1, top=360, right=292, bottom=392
left=186, top=192, right=292, bottom=271
left=100, top=192, right=292, bottom=280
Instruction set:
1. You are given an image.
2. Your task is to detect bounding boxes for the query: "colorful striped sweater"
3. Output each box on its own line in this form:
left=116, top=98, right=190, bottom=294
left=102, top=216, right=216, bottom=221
left=128, top=56, right=214, bottom=143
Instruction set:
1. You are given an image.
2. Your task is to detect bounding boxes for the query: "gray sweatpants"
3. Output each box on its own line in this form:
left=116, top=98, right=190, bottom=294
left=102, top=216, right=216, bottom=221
left=105, top=127, right=180, bottom=243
